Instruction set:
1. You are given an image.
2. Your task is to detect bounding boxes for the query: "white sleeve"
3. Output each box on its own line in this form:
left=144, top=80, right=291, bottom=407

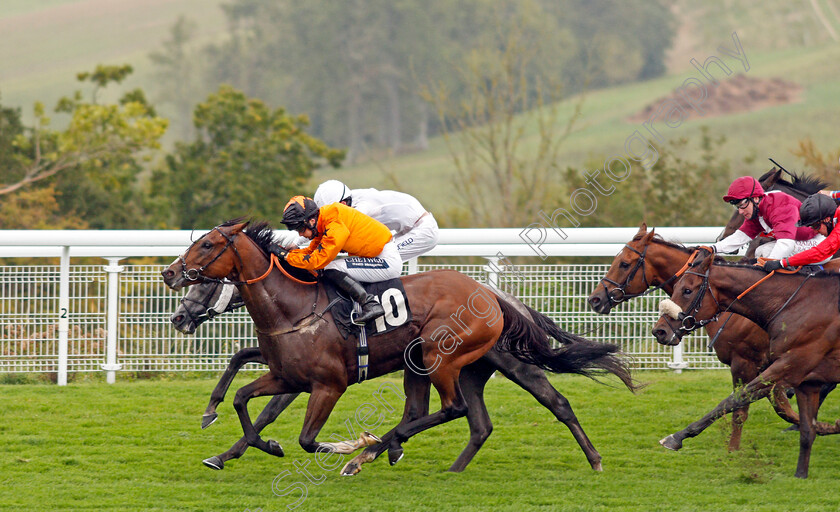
left=712, top=230, right=752, bottom=254
left=768, top=238, right=795, bottom=260
left=273, top=230, right=309, bottom=248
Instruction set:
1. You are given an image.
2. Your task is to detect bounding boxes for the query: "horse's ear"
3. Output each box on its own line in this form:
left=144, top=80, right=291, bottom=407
left=641, top=226, right=656, bottom=244
left=636, top=222, right=648, bottom=235
left=229, top=222, right=248, bottom=235
left=762, top=168, right=782, bottom=188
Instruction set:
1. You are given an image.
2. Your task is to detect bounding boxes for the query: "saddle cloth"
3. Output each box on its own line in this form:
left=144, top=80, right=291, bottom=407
left=324, top=278, right=412, bottom=339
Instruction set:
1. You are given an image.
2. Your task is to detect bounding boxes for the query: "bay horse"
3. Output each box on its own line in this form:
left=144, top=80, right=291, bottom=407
left=161, top=220, right=635, bottom=475
left=588, top=224, right=837, bottom=450
left=651, top=249, right=840, bottom=478
left=716, top=167, right=827, bottom=250
left=172, top=281, right=616, bottom=473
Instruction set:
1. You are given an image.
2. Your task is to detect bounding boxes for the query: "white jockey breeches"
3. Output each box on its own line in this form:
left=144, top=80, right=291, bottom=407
left=394, top=213, right=440, bottom=261
left=755, top=235, right=828, bottom=262
left=325, top=240, right=403, bottom=282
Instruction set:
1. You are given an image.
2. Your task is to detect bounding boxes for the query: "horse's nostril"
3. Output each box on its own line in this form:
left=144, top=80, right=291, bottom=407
left=652, top=328, right=664, bottom=338
left=589, top=297, right=600, bottom=305
left=173, top=315, right=184, bottom=323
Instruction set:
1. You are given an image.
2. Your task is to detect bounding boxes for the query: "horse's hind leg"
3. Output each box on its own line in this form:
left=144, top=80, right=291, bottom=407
left=448, top=360, right=497, bottom=473
left=203, top=347, right=265, bottom=428
left=233, top=372, right=293, bottom=457
left=203, top=392, right=300, bottom=470
left=491, top=351, right=603, bottom=471
left=794, top=383, right=821, bottom=478
left=341, top=371, right=431, bottom=476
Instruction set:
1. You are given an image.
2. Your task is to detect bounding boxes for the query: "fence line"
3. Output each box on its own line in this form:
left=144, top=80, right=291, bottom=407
left=0, top=263, right=722, bottom=382
left=0, top=227, right=728, bottom=383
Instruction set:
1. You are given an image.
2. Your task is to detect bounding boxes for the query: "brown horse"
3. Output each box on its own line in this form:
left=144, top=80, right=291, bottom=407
left=588, top=224, right=837, bottom=450
left=651, top=250, right=840, bottom=478
left=161, top=220, right=635, bottom=475
left=172, top=281, right=617, bottom=473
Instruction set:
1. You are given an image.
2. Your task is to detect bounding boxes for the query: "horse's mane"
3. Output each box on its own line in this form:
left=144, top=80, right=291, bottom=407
left=226, top=218, right=318, bottom=284
left=631, top=232, right=694, bottom=254
left=758, top=169, right=827, bottom=195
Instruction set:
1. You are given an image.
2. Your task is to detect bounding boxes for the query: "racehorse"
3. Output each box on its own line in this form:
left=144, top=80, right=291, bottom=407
left=172, top=281, right=618, bottom=473
left=588, top=224, right=837, bottom=450
left=651, top=249, right=840, bottom=478
left=161, top=220, right=636, bottom=475
left=716, top=167, right=827, bottom=249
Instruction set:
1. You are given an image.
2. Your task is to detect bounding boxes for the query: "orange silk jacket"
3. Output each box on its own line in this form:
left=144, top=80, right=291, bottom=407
left=285, top=203, right=392, bottom=271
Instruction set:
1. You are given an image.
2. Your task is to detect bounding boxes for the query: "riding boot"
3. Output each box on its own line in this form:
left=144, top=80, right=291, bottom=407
left=322, top=269, right=384, bottom=325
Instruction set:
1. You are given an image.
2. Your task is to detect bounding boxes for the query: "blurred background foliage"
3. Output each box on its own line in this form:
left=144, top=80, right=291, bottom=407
left=1, top=0, right=839, bottom=230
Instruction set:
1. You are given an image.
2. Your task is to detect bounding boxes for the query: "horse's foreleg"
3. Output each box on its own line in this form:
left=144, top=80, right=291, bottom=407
left=794, top=383, right=821, bottom=478
left=341, top=371, right=431, bottom=476
left=232, top=372, right=290, bottom=457
left=203, top=392, right=300, bottom=470
left=660, top=377, right=774, bottom=451
left=203, top=347, right=266, bottom=428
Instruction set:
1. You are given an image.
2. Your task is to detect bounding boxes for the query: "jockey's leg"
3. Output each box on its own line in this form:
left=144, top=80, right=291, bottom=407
left=321, top=269, right=385, bottom=325
left=324, top=242, right=402, bottom=324
left=394, top=214, right=440, bottom=261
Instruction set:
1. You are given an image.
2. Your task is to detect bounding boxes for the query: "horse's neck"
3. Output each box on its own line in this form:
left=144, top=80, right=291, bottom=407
left=707, top=265, right=779, bottom=328
left=649, top=242, right=692, bottom=294
left=232, top=249, right=317, bottom=332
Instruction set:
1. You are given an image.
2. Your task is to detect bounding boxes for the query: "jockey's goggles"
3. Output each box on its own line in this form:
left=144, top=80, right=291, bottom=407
left=728, top=198, right=751, bottom=210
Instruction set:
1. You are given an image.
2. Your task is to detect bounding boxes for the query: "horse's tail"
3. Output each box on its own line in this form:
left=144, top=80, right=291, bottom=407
left=522, top=302, right=591, bottom=346
left=496, top=298, right=638, bottom=392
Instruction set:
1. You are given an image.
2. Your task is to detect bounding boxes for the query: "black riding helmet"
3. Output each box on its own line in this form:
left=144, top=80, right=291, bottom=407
left=797, top=193, right=837, bottom=232
left=281, top=196, right=320, bottom=233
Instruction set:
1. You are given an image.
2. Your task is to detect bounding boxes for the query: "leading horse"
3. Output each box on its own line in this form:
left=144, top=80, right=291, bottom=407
left=651, top=250, right=840, bottom=478
left=172, top=280, right=618, bottom=473
left=161, top=220, right=636, bottom=475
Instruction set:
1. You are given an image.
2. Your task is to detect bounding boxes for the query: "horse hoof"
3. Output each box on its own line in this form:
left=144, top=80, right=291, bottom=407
left=388, top=446, right=404, bottom=466
left=659, top=435, right=682, bottom=451
left=340, top=461, right=361, bottom=476
left=201, top=413, right=218, bottom=429
left=202, top=456, right=224, bottom=470
left=591, top=461, right=603, bottom=472
left=783, top=424, right=799, bottom=433
left=267, top=440, right=285, bottom=457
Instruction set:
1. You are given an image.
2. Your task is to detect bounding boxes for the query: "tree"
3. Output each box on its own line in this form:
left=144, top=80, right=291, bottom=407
left=0, top=65, right=167, bottom=197
left=421, top=1, right=583, bottom=227
left=149, top=85, right=344, bottom=228
left=0, top=66, right=168, bottom=229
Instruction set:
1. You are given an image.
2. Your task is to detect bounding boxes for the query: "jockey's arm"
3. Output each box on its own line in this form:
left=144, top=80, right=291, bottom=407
left=712, top=229, right=752, bottom=254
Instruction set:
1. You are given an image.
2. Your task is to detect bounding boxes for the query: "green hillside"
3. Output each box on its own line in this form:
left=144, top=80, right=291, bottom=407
left=0, top=0, right=228, bottom=127
left=316, top=43, right=840, bottom=218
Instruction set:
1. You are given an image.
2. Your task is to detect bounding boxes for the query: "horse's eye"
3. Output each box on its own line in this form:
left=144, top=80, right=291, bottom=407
left=619, top=262, right=630, bottom=269
left=202, top=241, right=213, bottom=249
left=683, top=288, right=692, bottom=296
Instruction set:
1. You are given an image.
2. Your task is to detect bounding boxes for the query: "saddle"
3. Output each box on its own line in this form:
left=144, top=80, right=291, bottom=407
left=323, top=277, right=412, bottom=339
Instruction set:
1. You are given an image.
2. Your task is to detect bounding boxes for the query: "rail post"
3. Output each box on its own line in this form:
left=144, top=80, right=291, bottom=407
left=57, top=246, right=70, bottom=386
left=101, top=258, right=125, bottom=383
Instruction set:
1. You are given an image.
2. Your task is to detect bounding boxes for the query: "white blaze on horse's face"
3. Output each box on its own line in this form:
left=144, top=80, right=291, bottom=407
left=658, top=299, right=683, bottom=320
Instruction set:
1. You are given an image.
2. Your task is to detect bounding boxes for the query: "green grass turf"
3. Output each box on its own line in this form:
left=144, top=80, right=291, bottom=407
left=1, top=370, right=839, bottom=511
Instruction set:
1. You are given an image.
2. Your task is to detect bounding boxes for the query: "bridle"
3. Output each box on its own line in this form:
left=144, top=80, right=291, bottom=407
left=180, top=227, right=244, bottom=285
left=661, top=264, right=722, bottom=338
left=598, top=244, right=651, bottom=305
left=599, top=243, right=684, bottom=305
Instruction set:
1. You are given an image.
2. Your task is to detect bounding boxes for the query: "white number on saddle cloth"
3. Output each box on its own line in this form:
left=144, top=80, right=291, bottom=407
left=373, top=288, right=409, bottom=333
